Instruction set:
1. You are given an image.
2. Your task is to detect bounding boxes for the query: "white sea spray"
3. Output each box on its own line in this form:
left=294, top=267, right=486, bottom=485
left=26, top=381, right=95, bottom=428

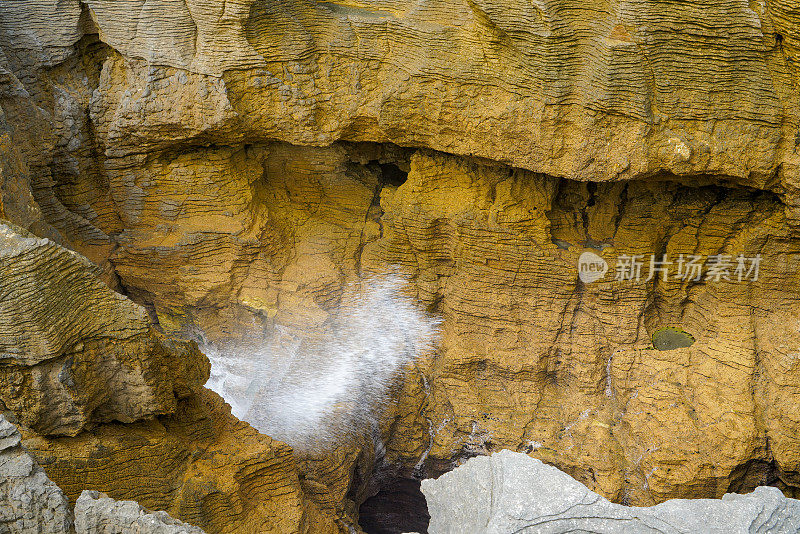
left=204, top=275, right=440, bottom=452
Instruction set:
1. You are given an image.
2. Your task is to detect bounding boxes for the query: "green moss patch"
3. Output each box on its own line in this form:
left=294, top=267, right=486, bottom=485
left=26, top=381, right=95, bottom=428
left=652, top=327, right=695, bottom=350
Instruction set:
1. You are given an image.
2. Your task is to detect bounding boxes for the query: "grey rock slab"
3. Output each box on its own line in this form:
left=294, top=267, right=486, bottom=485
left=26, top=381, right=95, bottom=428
left=0, top=414, right=72, bottom=534
left=422, top=449, right=800, bottom=534
left=74, top=491, right=206, bottom=534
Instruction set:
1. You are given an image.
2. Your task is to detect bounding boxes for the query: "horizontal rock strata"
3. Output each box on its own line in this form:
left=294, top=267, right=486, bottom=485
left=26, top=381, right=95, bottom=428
left=0, top=220, right=209, bottom=437
left=1, top=0, right=800, bottom=521
left=3, top=0, right=799, bottom=195
left=0, top=219, right=350, bottom=532
left=23, top=388, right=348, bottom=534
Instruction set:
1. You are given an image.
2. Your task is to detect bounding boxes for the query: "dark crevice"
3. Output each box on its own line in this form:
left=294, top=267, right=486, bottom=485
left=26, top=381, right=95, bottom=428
left=586, top=182, right=597, bottom=207
left=728, top=458, right=783, bottom=494
left=359, top=477, right=430, bottom=534
left=379, top=163, right=408, bottom=187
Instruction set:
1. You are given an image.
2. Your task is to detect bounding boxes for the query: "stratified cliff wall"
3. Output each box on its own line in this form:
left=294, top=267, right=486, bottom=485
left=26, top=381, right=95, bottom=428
left=1, top=0, right=800, bottom=529
left=5, top=0, right=799, bottom=183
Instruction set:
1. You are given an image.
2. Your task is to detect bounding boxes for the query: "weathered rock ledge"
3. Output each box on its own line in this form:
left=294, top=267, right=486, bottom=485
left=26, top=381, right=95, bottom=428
left=0, top=220, right=351, bottom=532
left=0, top=220, right=209, bottom=437
left=422, top=449, right=800, bottom=533
left=0, top=410, right=211, bottom=534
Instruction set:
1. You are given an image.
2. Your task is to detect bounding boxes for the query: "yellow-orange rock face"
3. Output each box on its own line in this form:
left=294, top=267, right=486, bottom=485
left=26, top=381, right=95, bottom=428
left=23, top=388, right=348, bottom=534
left=7, top=0, right=797, bottom=192
left=2, top=0, right=800, bottom=521
left=366, top=152, right=800, bottom=504
left=0, top=220, right=210, bottom=437
left=0, top=217, right=352, bottom=532
left=39, top=135, right=800, bottom=507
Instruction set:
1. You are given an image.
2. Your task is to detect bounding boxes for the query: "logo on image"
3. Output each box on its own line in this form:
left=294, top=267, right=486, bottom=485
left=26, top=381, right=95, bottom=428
left=578, top=252, right=609, bottom=283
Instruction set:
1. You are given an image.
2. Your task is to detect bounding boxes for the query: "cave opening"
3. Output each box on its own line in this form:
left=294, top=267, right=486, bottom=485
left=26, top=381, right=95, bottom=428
left=358, top=477, right=430, bottom=534
left=379, top=163, right=408, bottom=187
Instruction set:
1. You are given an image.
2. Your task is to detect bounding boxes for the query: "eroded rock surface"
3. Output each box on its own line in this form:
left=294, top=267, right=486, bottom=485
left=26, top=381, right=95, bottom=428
left=1, top=0, right=800, bottom=520
left=3, top=0, right=800, bottom=196
left=23, top=388, right=348, bottom=534
left=0, top=411, right=210, bottom=534
left=0, top=220, right=349, bottom=532
left=75, top=491, right=205, bottom=534
left=0, top=220, right=209, bottom=437
left=422, top=449, right=800, bottom=534
left=0, top=414, right=72, bottom=534
left=369, top=152, right=800, bottom=504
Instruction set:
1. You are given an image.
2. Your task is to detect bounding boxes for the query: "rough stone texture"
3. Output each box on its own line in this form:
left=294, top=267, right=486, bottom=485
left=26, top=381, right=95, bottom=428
left=3, top=0, right=800, bottom=198
left=0, top=0, right=800, bottom=519
left=370, top=152, right=800, bottom=504
left=0, top=219, right=348, bottom=531
left=0, top=44, right=64, bottom=244
left=0, top=220, right=209, bottom=437
left=102, top=141, right=392, bottom=340
left=422, top=449, right=800, bottom=533
left=4, top=134, right=800, bottom=507
left=23, top=388, right=348, bottom=534
left=0, top=414, right=72, bottom=534
left=75, top=490, right=205, bottom=534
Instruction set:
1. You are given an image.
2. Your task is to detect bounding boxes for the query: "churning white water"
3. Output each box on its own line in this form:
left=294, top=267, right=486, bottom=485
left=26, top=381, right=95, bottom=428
left=204, top=276, right=439, bottom=451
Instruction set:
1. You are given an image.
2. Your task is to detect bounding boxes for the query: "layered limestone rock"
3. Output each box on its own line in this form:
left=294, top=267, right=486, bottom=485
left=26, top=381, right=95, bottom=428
left=0, top=42, right=64, bottom=244
left=3, top=0, right=799, bottom=193
left=49, top=134, right=800, bottom=507
left=23, top=388, right=346, bottom=534
left=0, top=220, right=351, bottom=532
left=0, top=220, right=209, bottom=437
left=2, top=0, right=800, bottom=249
left=0, top=414, right=72, bottom=534
left=0, top=410, right=210, bottom=534
left=99, top=142, right=389, bottom=340
left=2, top=0, right=800, bottom=520
left=422, top=449, right=800, bottom=534
left=370, top=151, right=800, bottom=504
left=74, top=491, right=206, bottom=534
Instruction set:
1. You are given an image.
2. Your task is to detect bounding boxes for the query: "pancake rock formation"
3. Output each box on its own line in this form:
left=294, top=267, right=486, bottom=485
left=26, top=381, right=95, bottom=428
left=0, top=220, right=209, bottom=437
left=0, top=411, right=211, bottom=534
left=372, top=153, right=800, bottom=504
left=24, top=388, right=351, bottom=533
left=0, top=221, right=350, bottom=532
left=422, top=449, right=800, bottom=533
left=1, top=0, right=800, bottom=529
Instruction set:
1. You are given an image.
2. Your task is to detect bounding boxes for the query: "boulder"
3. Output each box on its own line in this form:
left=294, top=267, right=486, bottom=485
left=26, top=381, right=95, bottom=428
left=75, top=491, right=205, bottom=534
